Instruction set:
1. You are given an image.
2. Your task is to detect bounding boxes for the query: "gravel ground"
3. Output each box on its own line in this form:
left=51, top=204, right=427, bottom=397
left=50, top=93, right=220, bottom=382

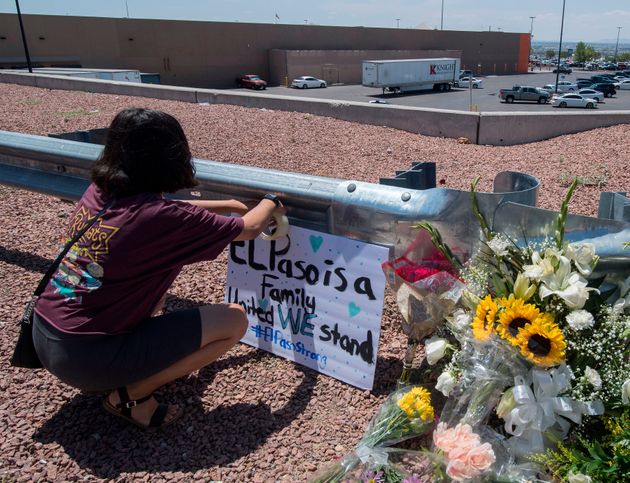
left=0, top=83, right=629, bottom=482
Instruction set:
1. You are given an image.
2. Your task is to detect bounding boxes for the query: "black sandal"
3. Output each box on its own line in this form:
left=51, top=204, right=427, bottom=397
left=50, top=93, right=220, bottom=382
left=102, top=387, right=181, bottom=429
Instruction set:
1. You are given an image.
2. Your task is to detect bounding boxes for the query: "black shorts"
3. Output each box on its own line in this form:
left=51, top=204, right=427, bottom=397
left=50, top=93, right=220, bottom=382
left=32, top=309, right=202, bottom=392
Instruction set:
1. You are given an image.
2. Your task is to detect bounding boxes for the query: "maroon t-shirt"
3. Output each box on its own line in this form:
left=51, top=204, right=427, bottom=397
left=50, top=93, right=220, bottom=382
left=35, top=183, right=244, bottom=334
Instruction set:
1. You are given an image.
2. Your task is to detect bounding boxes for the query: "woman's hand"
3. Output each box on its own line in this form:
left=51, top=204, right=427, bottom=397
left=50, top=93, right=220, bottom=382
left=234, top=195, right=287, bottom=241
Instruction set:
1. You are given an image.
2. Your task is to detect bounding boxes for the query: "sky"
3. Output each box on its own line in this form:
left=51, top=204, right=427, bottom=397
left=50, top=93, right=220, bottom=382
left=1, top=0, right=628, bottom=43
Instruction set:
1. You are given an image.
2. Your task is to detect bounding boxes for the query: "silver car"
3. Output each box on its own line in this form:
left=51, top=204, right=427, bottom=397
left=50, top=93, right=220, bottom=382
left=577, top=88, right=605, bottom=102
left=291, top=76, right=327, bottom=89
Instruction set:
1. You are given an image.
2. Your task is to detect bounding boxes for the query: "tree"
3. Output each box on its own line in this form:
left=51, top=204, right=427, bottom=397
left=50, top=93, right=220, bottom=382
left=618, top=52, right=630, bottom=62
left=574, top=41, right=599, bottom=62
left=546, top=49, right=556, bottom=59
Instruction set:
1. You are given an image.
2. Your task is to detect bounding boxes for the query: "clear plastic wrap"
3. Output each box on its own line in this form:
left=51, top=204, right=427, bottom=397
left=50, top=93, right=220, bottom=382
left=311, top=448, right=441, bottom=483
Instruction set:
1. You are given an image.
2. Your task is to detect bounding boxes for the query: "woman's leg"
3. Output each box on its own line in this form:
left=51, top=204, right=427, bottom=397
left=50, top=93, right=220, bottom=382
left=107, top=303, right=248, bottom=426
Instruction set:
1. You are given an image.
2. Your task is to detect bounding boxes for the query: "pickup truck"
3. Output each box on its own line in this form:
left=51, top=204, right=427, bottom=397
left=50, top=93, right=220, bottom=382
left=235, top=74, right=267, bottom=90
left=498, top=86, right=551, bottom=104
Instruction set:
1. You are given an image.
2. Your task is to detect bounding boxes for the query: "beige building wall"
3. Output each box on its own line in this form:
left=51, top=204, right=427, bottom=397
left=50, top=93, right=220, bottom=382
left=269, top=49, right=462, bottom=86
left=0, top=14, right=527, bottom=88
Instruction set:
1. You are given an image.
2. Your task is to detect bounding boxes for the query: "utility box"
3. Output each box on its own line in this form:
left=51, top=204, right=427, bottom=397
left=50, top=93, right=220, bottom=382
left=362, top=57, right=461, bottom=94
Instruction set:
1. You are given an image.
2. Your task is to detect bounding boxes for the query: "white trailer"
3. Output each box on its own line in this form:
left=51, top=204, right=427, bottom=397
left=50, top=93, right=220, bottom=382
left=362, top=58, right=461, bottom=94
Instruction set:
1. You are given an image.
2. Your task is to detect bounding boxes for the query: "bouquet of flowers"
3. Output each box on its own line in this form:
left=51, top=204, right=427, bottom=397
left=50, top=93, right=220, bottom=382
left=314, top=448, right=439, bottom=483
left=382, top=228, right=465, bottom=387
left=312, top=386, right=436, bottom=483
left=414, top=178, right=629, bottom=481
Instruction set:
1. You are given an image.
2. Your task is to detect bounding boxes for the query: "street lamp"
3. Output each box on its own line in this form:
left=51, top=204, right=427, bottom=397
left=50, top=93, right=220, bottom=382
left=529, top=16, right=536, bottom=71
left=614, top=27, right=622, bottom=63
left=441, top=0, right=444, bottom=30
left=554, top=0, right=566, bottom=93
left=396, top=18, right=400, bottom=29
left=14, top=0, right=32, bottom=73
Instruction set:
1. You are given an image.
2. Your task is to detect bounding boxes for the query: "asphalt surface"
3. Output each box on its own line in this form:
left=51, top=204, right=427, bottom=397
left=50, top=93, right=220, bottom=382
left=233, top=70, right=630, bottom=113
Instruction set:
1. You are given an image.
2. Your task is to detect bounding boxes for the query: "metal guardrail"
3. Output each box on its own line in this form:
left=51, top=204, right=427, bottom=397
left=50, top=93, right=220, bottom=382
left=0, top=130, right=628, bottom=274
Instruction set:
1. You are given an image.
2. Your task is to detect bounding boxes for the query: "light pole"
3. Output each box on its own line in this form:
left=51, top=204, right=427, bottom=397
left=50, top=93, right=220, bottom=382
left=441, top=0, right=444, bottom=30
left=14, top=0, right=32, bottom=73
left=614, top=27, right=622, bottom=63
left=396, top=18, right=400, bottom=29
left=529, top=16, right=536, bottom=71
left=125, top=1, right=130, bottom=18
left=554, top=0, right=566, bottom=93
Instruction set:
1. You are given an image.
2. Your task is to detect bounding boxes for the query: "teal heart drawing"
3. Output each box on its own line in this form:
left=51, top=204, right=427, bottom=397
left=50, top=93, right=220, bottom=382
left=309, top=235, right=324, bottom=253
left=258, top=298, right=269, bottom=310
left=348, top=302, right=361, bottom=317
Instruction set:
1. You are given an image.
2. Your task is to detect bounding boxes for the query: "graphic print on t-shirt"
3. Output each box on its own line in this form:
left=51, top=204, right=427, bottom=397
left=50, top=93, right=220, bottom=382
left=51, top=204, right=121, bottom=301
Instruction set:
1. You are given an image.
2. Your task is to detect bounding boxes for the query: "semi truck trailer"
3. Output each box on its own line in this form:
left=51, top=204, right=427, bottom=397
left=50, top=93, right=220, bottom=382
left=362, top=58, right=461, bottom=94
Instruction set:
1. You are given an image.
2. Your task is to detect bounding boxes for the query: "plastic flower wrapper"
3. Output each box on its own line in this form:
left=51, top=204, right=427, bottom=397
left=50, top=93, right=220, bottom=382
left=311, top=386, right=436, bottom=483
left=311, top=447, right=440, bottom=483
left=439, top=339, right=528, bottom=428
left=383, top=227, right=466, bottom=386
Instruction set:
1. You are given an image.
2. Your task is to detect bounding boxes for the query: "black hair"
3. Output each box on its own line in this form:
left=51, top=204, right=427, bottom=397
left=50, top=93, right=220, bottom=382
left=91, top=108, right=197, bottom=197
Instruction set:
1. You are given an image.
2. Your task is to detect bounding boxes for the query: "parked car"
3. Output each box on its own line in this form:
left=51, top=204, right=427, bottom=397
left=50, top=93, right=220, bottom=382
left=542, top=81, right=578, bottom=93
left=591, top=75, right=615, bottom=83
left=553, top=66, right=572, bottom=74
left=498, top=85, right=550, bottom=103
left=576, top=79, right=594, bottom=88
left=456, top=77, right=483, bottom=88
left=577, top=88, right=605, bottom=102
left=590, top=83, right=617, bottom=98
left=551, top=93, right=598, bottom=109
left=235, top=74, right=267, bottom=90
left=616, top=79, right=630, bottom=90
left=291, top=76, right=327, bottom=89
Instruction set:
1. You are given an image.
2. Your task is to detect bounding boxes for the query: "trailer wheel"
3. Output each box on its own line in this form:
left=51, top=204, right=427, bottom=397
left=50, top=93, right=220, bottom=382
left=447, top=84, right=452, bottom=91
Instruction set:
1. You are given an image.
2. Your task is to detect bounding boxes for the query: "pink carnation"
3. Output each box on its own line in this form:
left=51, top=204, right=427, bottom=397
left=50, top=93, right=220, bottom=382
left=433, top=423, right=495, bottom=481
left=466, top=443, right=496, bottom=472
left=446, top=455, right=475, bottom=482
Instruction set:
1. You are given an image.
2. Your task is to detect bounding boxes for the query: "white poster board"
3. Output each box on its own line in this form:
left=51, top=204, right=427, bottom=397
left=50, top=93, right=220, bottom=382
left=225, top=226, right=389, bottom=390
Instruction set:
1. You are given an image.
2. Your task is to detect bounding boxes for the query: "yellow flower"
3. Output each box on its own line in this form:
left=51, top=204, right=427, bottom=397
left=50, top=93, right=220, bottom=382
left=496, top=298, right=541, bottom=347
left=397, top=387, right=434, bottom=421
left=515, top=314, right=566, bottom=367
left=471, top=295, right=498, bottom=341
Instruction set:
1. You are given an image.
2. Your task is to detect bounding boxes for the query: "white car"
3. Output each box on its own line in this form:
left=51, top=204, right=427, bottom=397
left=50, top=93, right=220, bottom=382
left=457, top=77, right=483, bottom=88
left=291, top=76, right=327, bottom=89
left=615, top=79, right=630, bottom=90
left=542, top=81, right=578, bottom=93
left=577, top=88, right=605, bottom=102
left=551, top=93, right=598, bottom=109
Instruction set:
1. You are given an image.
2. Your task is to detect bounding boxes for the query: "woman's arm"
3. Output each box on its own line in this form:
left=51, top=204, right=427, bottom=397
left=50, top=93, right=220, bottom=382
left=180, top=198, right=249, bottom=216
left=234, top=198, right=285, bottom=241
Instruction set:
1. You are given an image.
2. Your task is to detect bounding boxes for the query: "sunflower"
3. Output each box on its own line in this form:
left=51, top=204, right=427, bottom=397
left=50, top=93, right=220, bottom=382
left=515, top=313, right=566, bottom=367
left=471, top=295, right=498, bottom=341
left=496, top=298, right=541, bottom=347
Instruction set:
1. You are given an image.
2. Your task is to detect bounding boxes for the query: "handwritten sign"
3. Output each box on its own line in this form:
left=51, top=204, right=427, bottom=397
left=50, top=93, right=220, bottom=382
left=225, top=226, right=389, bottom=390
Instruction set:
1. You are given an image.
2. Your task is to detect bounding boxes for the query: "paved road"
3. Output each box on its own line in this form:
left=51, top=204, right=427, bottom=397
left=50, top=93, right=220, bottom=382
left=232, top=70, right=630, bottom=113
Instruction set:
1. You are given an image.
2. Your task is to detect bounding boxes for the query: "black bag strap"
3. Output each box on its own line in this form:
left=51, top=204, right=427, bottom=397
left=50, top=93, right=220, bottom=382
left=33, top=199, right=115, bottom=296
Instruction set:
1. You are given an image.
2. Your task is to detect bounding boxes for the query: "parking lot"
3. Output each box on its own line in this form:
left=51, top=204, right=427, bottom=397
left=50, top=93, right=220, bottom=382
left=234, top=71, right=630, bottom=112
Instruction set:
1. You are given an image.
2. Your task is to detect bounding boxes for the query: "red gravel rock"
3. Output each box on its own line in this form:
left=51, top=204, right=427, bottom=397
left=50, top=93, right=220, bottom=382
left=0, top=83, right=628, bottom=482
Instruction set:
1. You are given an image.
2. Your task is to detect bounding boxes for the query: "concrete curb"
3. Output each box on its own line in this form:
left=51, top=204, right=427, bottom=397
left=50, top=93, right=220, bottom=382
left=1, top=72, right=629, bottom=146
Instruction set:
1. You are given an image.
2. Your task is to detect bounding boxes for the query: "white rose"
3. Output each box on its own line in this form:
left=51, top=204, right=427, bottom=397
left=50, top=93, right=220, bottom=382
left=435, top=371, right=456, bottom=397
left=450, top=308, right=472, bottom=331
left=566, top=243, right=598, bottom=276
left=567, top=473, right=592, bottom=483
left=622, top=380, right=630, bottom=405
left=425, top=336, right=449, bottom=365
left=566, top=310, right=595, bottom=331
left=584, top=367, right=602, bottom=390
